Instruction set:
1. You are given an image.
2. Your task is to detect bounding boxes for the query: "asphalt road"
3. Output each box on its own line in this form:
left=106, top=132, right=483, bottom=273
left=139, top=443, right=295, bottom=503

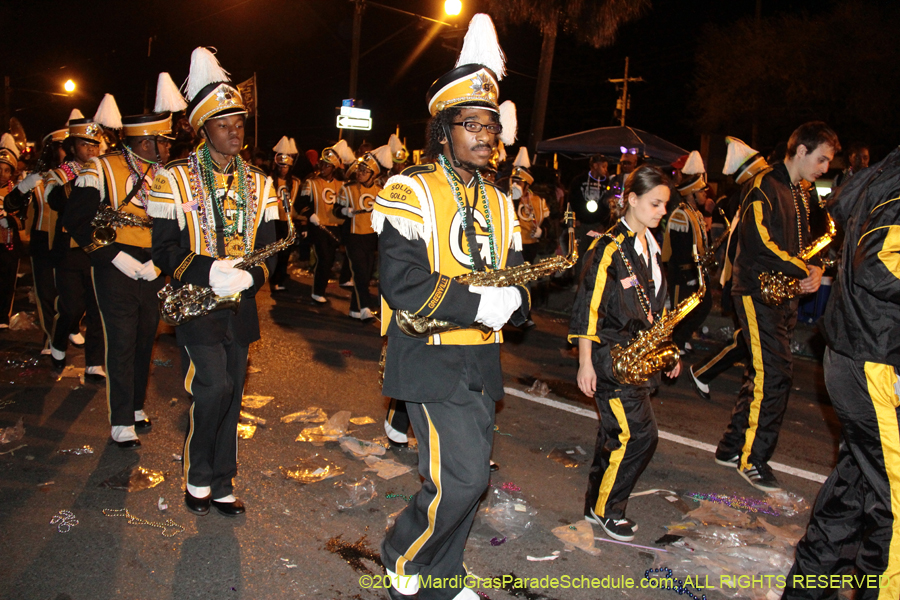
left=0, top=267, right=839, bottom=600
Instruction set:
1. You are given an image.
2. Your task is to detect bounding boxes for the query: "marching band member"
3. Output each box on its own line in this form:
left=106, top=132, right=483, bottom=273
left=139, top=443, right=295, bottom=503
left=270, top=136, right=301, bottom=292
left=0, top=135, right=23, bottom=328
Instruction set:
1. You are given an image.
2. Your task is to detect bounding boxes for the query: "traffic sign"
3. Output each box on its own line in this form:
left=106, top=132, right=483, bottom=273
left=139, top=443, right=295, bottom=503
left=336, top=115, right=372, bottom=131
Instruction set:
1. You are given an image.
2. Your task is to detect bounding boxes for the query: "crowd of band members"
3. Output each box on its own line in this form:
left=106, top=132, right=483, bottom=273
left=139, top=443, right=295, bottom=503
left=1, top=92, right=894, bottom=598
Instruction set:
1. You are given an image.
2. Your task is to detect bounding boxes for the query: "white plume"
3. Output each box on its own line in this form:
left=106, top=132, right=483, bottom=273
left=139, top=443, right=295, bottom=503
left=288, top=138, right=299, bottom=155
left=513, top=146, right=531, bottom=169
left=0, top=133, right=19, bottom=158
left=184, top=47, right=231, bottom=101
left=67, top=109, right=84, bottom=125
left=93, top=94, right=123, bottom=129
left=497, top=142, right=506, bottom=164
left=682, top=150, right=706, bottom=175
left=455, top=13, right=506, bottom=80
left=388, top=133, right=404, bottom=154
left=723, top=136, right=758, bottom=176
left=332, top=139, right=356, bottom=166
left=498, top=100, right=517, bottom=146
left=373, top=145, right=393, bottom=170
left=273, top=136, right=292, bottom=155
left=154, top=72, right=188, bottom=113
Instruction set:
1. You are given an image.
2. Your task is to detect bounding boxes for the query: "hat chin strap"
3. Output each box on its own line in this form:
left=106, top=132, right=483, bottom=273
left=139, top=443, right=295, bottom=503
left=201, top=125, right=237, bottom=162
left=442, top=123, right=463, bottom=170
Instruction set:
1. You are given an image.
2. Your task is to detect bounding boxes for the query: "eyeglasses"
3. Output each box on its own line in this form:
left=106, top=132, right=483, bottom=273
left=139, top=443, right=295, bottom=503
left=452, top=121, right=502, bottom=135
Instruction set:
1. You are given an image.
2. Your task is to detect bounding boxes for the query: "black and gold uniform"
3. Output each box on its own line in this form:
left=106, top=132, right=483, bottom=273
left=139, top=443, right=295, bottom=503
left=0, top=143, right=23, bottom=327
left=784, top=147, right=900, bottom=600
left=662, top=181, right=712, bottom=352
left=270, top=168, right=301, bottom=291
left=149, top=47, right=279, bottom=512
left=296, top=154, right=344, bottom=300
left=716, top=160, right=814, bottom=487
left=63, top=111, right=174, bottom=447
left=46, top=118, right=105, bottom=371
left=569, top=217, right=666, bottom=530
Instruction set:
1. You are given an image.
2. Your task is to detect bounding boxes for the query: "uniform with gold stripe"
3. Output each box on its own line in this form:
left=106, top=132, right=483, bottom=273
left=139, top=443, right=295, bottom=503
left=374, top=160, right=530, bottom=594
left=569, top=218, right=666, bottom=525
left=662, top=200, right=712, bottom=351
left=63, top=147, right=166, bottom=437
left=0, top=177, right=23, bottom=327
left=148, top=144, right=279, bottom=499
left=716, top=161, right=813, bottom=475
left=296, top=172, right=344, bottom=299
left=784, top=147, right=900, bottom=600
left=46, top=150, right=105, bottom=370
left=270, top=173, right=301, bottom=290
left=336, top=165, right=380, bottom=317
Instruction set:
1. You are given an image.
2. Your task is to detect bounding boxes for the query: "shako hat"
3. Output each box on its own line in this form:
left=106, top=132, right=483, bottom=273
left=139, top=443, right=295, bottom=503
left=184, top=47, right=246, bottom=132
left=68, top=118, right=103, bottom=144
left=510, top=146, right=534, bottom=185
left=723, top=136, right=768, bottom=185
left=677, top=150, right=707, bottom=197
left=273, top=136, right=294, bottom=166
left=0, top=133, right=19, bottom=171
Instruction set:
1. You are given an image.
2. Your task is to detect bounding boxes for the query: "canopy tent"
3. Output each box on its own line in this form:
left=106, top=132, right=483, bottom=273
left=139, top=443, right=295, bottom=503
left=536, top=126, right=688, bottom=165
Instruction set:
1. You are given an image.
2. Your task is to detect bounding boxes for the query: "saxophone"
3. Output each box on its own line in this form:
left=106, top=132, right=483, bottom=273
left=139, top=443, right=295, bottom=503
left=91, top=204, right=153, bottom=246
left=394, top=206, right=579, bottom=338
left=758, top=215, right=836, bottom=307
left=158, top=197, right=296, bottom=326
left=610, top=248, right=705, bottom=385
left=698, top=210, right=731, bottom=270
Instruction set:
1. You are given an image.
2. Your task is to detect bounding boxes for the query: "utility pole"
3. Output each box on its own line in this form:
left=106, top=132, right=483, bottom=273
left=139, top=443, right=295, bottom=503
left=608, top=57, right=644, bottom=127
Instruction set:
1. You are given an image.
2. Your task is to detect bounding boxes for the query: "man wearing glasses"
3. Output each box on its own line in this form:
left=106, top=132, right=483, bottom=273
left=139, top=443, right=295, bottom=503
left=64, top=79, right=181, bottom=449
left=371, top=14, right=528, bottom=600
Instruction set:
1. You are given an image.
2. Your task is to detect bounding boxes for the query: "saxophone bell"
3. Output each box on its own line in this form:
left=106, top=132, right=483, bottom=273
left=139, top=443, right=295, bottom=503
left=91, top=226, right=117, bottom=246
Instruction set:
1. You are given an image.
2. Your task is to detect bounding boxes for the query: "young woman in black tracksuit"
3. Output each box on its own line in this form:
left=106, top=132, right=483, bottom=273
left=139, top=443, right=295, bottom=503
left=569, top=165, right=681, bottom=542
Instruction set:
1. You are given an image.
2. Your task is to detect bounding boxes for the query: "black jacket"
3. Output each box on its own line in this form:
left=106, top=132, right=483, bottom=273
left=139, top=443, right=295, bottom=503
left=820, top=146, right=900, bottom=367
left=569, top=220, right=667, bottom=391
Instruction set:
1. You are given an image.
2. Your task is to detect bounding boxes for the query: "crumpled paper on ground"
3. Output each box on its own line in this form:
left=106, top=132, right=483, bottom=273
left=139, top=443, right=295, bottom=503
left=242, top=394, right=274, bottom=409
left=552, top=520, right=602, bottom=556
left=237, top=422, right=257, bottom=439
left=296, top=411, right=351, bottom=443
left=766, top=490, right=809, bottom=517
left=281, top=455, right=344, bottom=484
left=684, top=500, right=753, bottom=528
left=363, top=456, right=413, bottom=480
left=282, top=407, right=327, bottom=424
left=339, top=436, right=387, bottom=459
left=100, top=465, right=165, bottom=492
left=0, top=417, right=24, bottom=444
left=335, top=477, right=377, bottom=509
left=58, top=446, right=94, bottom=455
left=240, top=411, right=266, bottom=426
left=527, top=379, right=550, bottom=397
left=349, top=416, right=376, bottom=425
left=9, top=312, right=38, bottom=331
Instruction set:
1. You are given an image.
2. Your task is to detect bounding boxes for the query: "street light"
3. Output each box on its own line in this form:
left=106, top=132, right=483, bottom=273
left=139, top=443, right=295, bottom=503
left=444, top=0, right=462, bottom=16
left=64, top=79, right=76, bottom=93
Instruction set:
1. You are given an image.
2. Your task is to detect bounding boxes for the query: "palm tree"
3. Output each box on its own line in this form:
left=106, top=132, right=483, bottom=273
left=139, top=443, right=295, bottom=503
left=490, top=0, right=651, bottom=153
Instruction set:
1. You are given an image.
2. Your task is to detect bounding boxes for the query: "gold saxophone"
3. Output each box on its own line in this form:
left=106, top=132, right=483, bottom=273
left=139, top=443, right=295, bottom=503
left=394, top=207, right=579, bottom=338
left=758, top=215, right=836, bottom=307
left=158, top=197, right=296, bottom=326
left=698, top=210, right=731, bottom=270
left=610, top=248, right=705, bottom=385
left=91, top=204, right=153, bottom=246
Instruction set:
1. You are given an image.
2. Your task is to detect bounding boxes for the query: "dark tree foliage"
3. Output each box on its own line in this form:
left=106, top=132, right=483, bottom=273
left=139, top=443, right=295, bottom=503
left=489, top=0, right=651, bottom=46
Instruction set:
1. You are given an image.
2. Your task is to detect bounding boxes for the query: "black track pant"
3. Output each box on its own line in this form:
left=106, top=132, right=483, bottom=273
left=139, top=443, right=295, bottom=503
left=692, top=327, right=749, bottom=385
left=784, top=348, right=900, bottom=600
left=31, top=251, right=57, bottom=342
left=52, top=248, right=104, bottom=366
left=671, top=282, right=712, bottom=351
left=346, top=232, right=377, bottom=312
left=381, top=381, right=495, bottom=600
left=311, top=225, right=341, bottom=297
left=92, top=262, right=165, bottom=427
left=0, top=248, right=18, bottom=325
left=385, top=398, right=410, bottom=439
left=181, top=322, right=248, bottom=499
left=717, top=294, right=797, bottom=469
left=586, top=386, right=659, bottom=520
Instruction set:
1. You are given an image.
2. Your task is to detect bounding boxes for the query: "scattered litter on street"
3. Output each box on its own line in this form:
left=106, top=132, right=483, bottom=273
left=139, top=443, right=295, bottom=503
left=527, top=379, right=550, bottom=397
left=546, top=447, right=580, bottom=468
left=102, top=508, right=184, bottom=537
left=281, top=455, right=344, bottom=484
left=9, top=311, right=38, bottom=330
left=242, top=394, right=274, bottom=409
left=552, top=520, right=602, bottom=556
left=281, top=407, right=327, bottom=424
left=339, top=436, right=386, bottom=459
left=363, top=456, right=412, bottom=480
left=158, top=497, right=168, bottom=511
left=239, top=411, right=266, bottom=426
left=335, top=477, right=377, bottom=509
left=526, top=551, right=560, bottom=561
left=296, top=410, right=350, bottom=442
left=237, top=422, right=257, bottom=439
left=58, top=445, right=94, bottom=455
left=481, top=487, right=536, bottom=540
left=349, top=416, right=376, bottom=425
left=50, top=509, right=79, bottom=533
left=100, top=465, right=166, bottom=492
left=0, top=417, right=25, bottom=444
left=325, top=534, right=381, bottom=574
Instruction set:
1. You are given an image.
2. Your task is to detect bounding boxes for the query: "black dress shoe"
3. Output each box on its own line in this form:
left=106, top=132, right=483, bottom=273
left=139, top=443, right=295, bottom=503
left=51, top=356, right=65, bottom=371
left=134, top=418, right=152, bottom=432
left=387, top=437, right=408, bottom=449
left=490, top=461, right=500, bottom=472
left=185, top=491, right=211, bottom=516
left=109, top=438, right=141, bottom=450
left=211, top=498, right=246, bottom=517
left=84, top=373, right=106, bottom=384
left=387, top=587, right=418, bottom=600
left=689, top=366, right=711, bottom=401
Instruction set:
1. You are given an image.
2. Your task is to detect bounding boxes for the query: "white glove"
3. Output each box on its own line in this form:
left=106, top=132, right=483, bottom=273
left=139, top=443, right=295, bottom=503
left=309, top=213, right=320, bottom=226
left=471, top=285, right=523, bottom=331
left=16, top=172, right=41, bottom=193
left=138, top=260, right=159, bottom=281
left=112, top=252, right=143, bottom=280
left=209, top=259, right=239, bottom=287
left=533, top=226, right=542, bottom=239
left=341, top=206, right=355, bottom=217
left=0, top=218, right=7, bottom=228
left=209, top=260, right=253, bottom=297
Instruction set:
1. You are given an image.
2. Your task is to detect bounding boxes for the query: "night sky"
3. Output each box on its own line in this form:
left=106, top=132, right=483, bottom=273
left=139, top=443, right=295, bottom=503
left=1, top=0, right=854, bottom=160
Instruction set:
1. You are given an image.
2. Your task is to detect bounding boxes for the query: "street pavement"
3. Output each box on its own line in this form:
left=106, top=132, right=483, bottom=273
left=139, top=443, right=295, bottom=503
left=0, top=266, right=839, bottom=600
